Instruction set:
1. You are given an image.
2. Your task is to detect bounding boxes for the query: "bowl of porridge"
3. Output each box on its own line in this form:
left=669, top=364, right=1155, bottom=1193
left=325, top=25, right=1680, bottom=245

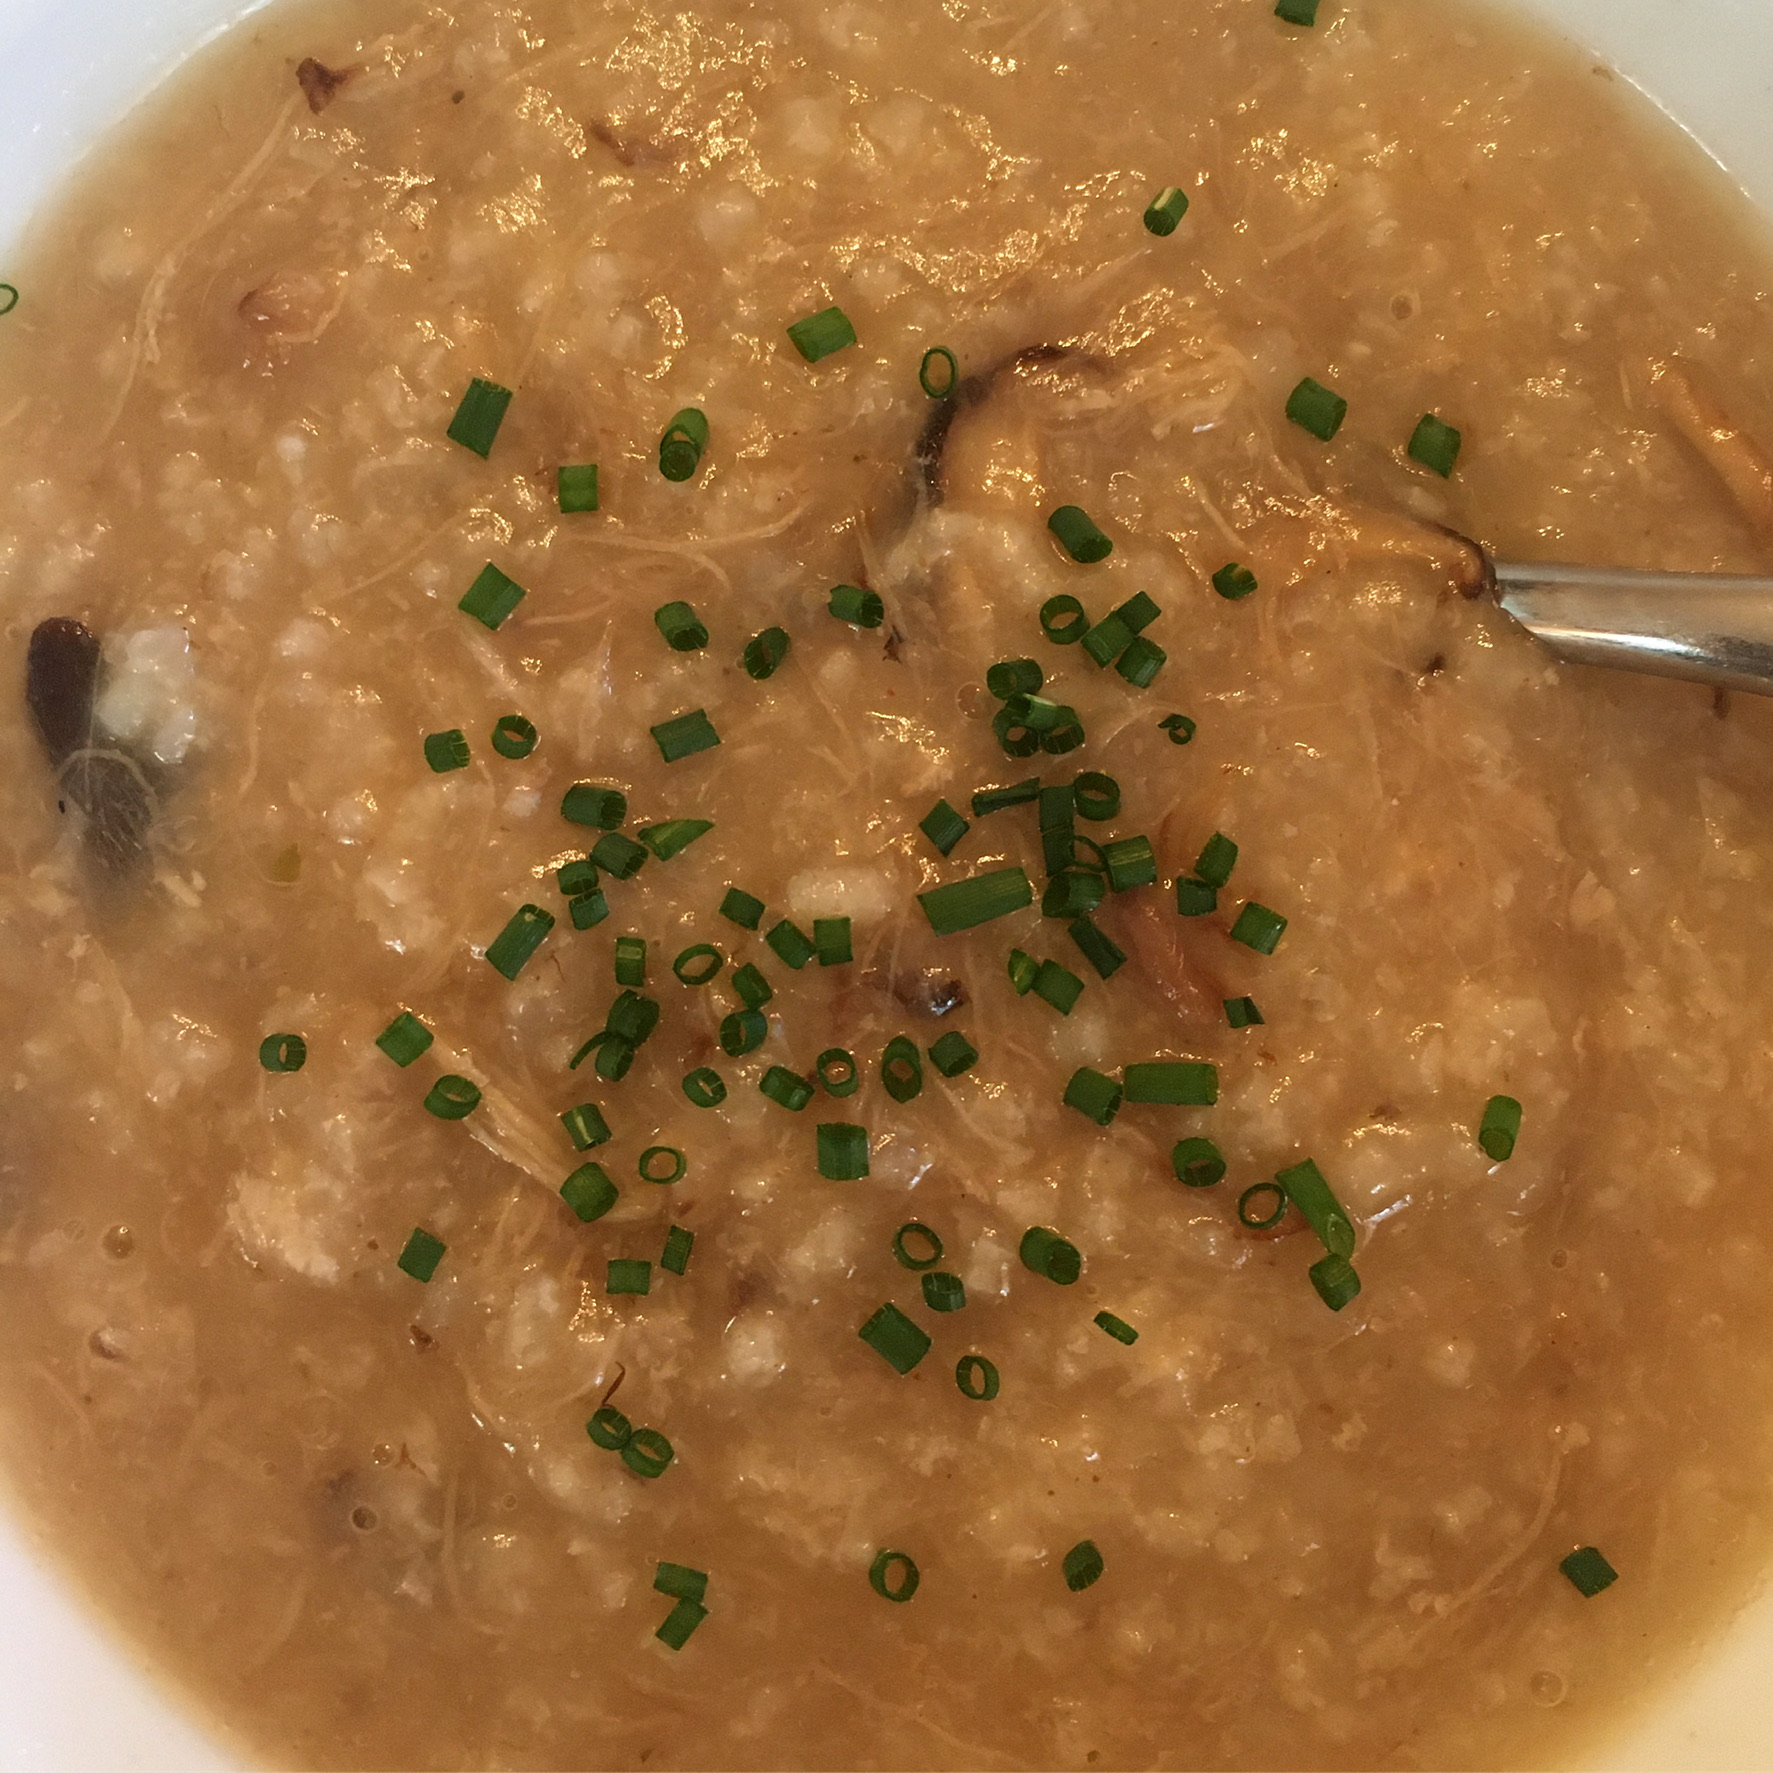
left=3, top=0, right=1773, bottom=1767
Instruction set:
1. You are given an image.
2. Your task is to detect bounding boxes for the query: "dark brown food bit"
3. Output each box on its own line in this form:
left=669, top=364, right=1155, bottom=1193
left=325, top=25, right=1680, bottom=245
left=26, top=617, right=99, bottom=764
left=1421, top=652, right=1447, bottom=678
left=914, top=343, right=1077, bottom=506
left=296, top=58, right=352, bottom=114
left=587, top=118, right=672, bottom=168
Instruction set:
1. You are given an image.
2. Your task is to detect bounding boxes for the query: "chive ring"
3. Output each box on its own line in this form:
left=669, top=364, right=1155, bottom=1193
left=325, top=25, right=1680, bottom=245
left=1237, top=1182, right=1288, bottom=1231
left=1072, top=771, right=1121, bottom=822
left=621, top=1428, right=674, bottom=1479
left=490, top=714, right=538, bottom=759
left=817, top=1047, right=860, bottom=1097
left=919, top=345, right=959, bottom=399
left=587, top=1406, right=632, bottom=1450
left=955, top=1354, right=1000, bottom=1401
left=640, top=1145, right=687, bottom=1184
left=991, top=704, right=1041, bottom=758
left=258, top=1033, right=307, bottom=1074
left=682, top=1067, right=726, bottom=1108
left=1039, top=594, right=1089, bottom=644
left=0, top=285, right=18, bottom=317
left=892, top=1222, right=944, bottom=1270
left=868, top=1549, right=920, bottom=1603
left=424, top=1074, right=481, bottom=1120
left=1172, top=1136, right=1227, bottom=1189
left=672, top=943, right=724, bottom=986
left=719, top=1009, right=767, bottom=1056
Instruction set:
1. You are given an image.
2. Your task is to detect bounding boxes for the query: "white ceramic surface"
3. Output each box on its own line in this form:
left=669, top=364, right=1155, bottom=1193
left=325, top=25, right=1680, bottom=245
left=0, top=0, right=1768, bottom=1766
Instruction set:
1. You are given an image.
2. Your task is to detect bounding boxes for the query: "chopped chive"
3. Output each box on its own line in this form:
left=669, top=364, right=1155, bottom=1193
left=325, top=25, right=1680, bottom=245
left=591, top=833, right=648, bottom=879
left=787, top=305, right=858, bottom=363
left=423, top=1074, right=481, bottom=1120
left=817, top=1121, right=870, bottom=1180
left=1173, top=1136, right=1227, bottom=1188
left=654, top=600, right=710, bottom=652
left=490, top=713, right=538, bottom=759
left=1175, top=877, right=1218, bottom=916
left=659, top=407, right=709, bottom=482
left=1479, top=1094, right=1523, bottom=1161
left=1124, top=1061, right=1217, bottom=1106
left=557, top=463, right=599, bottom=512
left=760, top=1065, right=815, bottom=1112
left=1225, top=996, right=1264, bottom=1029
left=918, top=866, right=1034, bottom=936
left=720, top=887, right=765, bottom=930
left=446, top=376, right=512, bottom=457
left=881, top=1035, right=923, bottom=1103
left=558, top=859, right=598, bottom=898
left=377, top=1010, right=433, bottom=1067
left=920, top=798, right=970, bottom=857
left=1115, top=592, right=1160, bottom=633
left=810, top=917, right=851, bottom=968
left=1560, top=1547, right=1619, bottom=1598
left=1040, top=783, right=1076, bottom=872
left=868, top=1549, right=920, bottom=1602
left=655, top=1562, right=708, bottom=1604
left=1095, top=1310, right=1138, bottom=1345
left=607, top=1258, right=652, bottom=1296
left=1286, top=375, right=1348, bottom=442
left=1040, top=594, right=1090, bottom=644
left=1020, top=1226, right=1082, bottom=1285
left=655, top=1596, right=707, bottom=1650
left=1043, top=870, right=1104, bottom=920
left=922, top=1271, right=966, bottom=1312
left=817, top=1048, right=860, bottom=1096
left=1063, top=1065, right=1123, bottom=1125
left=258, top=1033, right=307, bottom=1073
left=1275, top=0, right=1321, bottom=24
left=732, top=963, right=773, bottom=1009
left=560, top=1162, right=619, bottom=1222
left=1231, top=902, right=1288, bottom=955
left=986, top=658, right=1044, bottom=701
left=1006, top=692, right=1072, bottom=734
left=484, top=904, right=556, bottom=980
left=570, top=889, right=611, bottom=931
left=593, top=1035, right=634, bottom=1082
left=639, top=1145, right=687, bottom=1184
left=0, top=287, right=17, bottom=316
left=682, top=1066, right=727, bottom=1108
left=651, top=708, right=720, bottom=763
left=828, top=583, right=884, bottom=628
left=1071, top=771, right=1120, bottom=821
left=764, top=919, right=814, bottom=971
left=561, top=782, right=627, bottom=829
left=1237, top=1182, right=1288, bottom=1231
left=672, top=943, right=723, bottom=986
left=424, top=728, right=470, bottom=773
left=568, top=1031, right=609, bottom=1072
left=1063, top=1540, right=1104, bottom=1592
left=1276, top=1158, right=1355, bottom=1258
left=1309, top=1252, right=1361, bottom=1311
left=928, top=1030, right=978, bottom=1077
left=1099, top=837, right=1157, bottom=894
left=1116, top=635, right=1166, bottom=688
left=858, top=1302, right=931, bottom=1374
left=621, top=1428, right=674, bottom=1479
left=1033, top=958, right=1084, bottom=1015
left=458, top=561, right=526, bottom=631
left=1212, top=562, right=1259, bottom=601
left=397, top=1227, right=447, bottom=1282
left=660, top=1224, right=694, bottom=1275
left=892, top=1223, right=943, bottom=1270
left=743, top=625, right=791, bottom=680
left=1048, top=505, right=1113, bottom=563
left=972, top=777, right=1042, bottom=816
left=1041, top=717, right=1087, bottom=759
left=1007, top=949, right=1040, bottom=995
left=1408, top=412, right=1462, bottom=477
left=561, top=1102, right=612, bottom=1150
left=1067, top=915, right=1125, bottom=979
left=1159, top=713, right=1197, bottom=745
left=614, top=935, right=647, bottom=988
left=607, top=991, right=661, bottom=1047
left=992, top=705, right=1041, bottom=759
left=919, top=345, right=959, bottom=399
left=1080, top=613, right=1135, bottom=670
left=956, top=1354, right=1000, bottom=1400
left=1195, top=832, right=1238, bottom=889
left=587, top=1406, right=632, bottom=1449
left=1143, top=184, right=1190, bottom=235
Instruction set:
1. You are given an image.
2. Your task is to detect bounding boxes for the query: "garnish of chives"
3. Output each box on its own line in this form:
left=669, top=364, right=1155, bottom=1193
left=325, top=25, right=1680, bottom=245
left=720, top=887, right=765, bottom=930
left=446, top=377, right=512, bottom=457
left=423, top=1074, right=481, bottom=1120
left=0, top=286, right=19, bottom=317
left=561, top=1161, right=619, bottom=1222
left=1309, top=1252, right=1361, bottom=1311
left=614, top=935, right=647, bottom=987
left=1047, top=505, right=1113, bottom=563
left=397, top=1227, right=446, bottom=1282
left=1041, top=784, right=1074, bottom=869
left=744, top=626, right=791, bottom=680
left=1408, top=413, right=1462, bottom=477
left=593, top=1036, right=635, bottom=1081
left=1175, top=878, right=1218, bottom=917
left=639, top=1145, right=687, bottom=1184
left=1019, top=1226, right=1081, bottom=1285
left=1275, top=0, right=1321, bottom=23
left=607, top=991, right=662, bottom=1046
left=490, top=714, right=538, bottom=759
left=1173, top=1136, right=1227, bottom=1188
left=424, top=728, right=470, bottom=773
left=1043, top=871, right=1105, bottom=921
left=622, top=1428, right=674, bottom=1479
left=1095, top=1310, right=1138, bottom=1345
left=561, top=1102, right=612, bottom=1150
left=1560, top=1547, right=1619, bottom=1598
left=1479, top=1094, right=1523, bottom=1161
left=1160, top=713, right=1197, bottom=745
left=459, top=561, right=526, bottom=630
left=858, top=1302, right=932, bottom=1374
left=760, top=1066, right=815, bottom=1112
left=1100, top=836, right=1157, bottom=893
left=986, top=658, right=1044, bottom=701
left=376, top=1010, right=433, bottom=1067
left=1116, top=635, right=1166, bottom=688
left=651, top=708, right=720, bottom=763
left=920, top=798, right=970, bottom=857
left=828, top=583, right=885, bottom=628
left=1143, top=186, right=1190, bottom=235
left=972, top=777, right=1042, bottom=816
left=1066, top=915, right=1125, bottom=979
left=868, top=1550, right=920, bottom=1602
left=1033, top=958, right=1084, bottom=1015
left=259, top=1033, right=307, bottom=1073
left=1195, top=832, right=1238, bottom=888
left=592, top=833, right=648, bottom=880
left=1276, top=1158, right=1355, bottom=1258
left=918, top=866, right=1033, bottom=936
left=1071, top=771, right=1120, bottom=821
left=654, top=600, right=710, bottom=652
left=1124, top=1061, right=1217, bottom=1106
left=919, top=345, right=959, bottom=399
left=892, top=1223, right=943, bottom=1270
left=992, top=706, right=1042, bottom=759
left=660, top=1224, right=694, bottom=1275
left=1080, top=612, right=1134, bottom=670
left=787, top=305, right=858, bottom=363
left=1005, top=692, right=1072, bottom=734
left=557, top=463, right=599, bottom=512
left=1063, top=1065, right=1122, bottom=1125
left=1007, top=950, right=1038, bottom=995
left=484, top=904, right=555, bottom=980
left=1040, top=594, right=1090, bottom=644
left=561, top=783, right=627, bottom=829
left=1062, top=1541, right=1105, bottom=1593
left=607, top=1258, right=652, bottom=1296
left=571, top=889, right=611, bottom=931
left=719, top=1009, right=767, bottom=1056
left=682, top=1066, right=726, bottom=1107
left=655, top=1563, right=708, bottom=1604
left=655, top=1597, right=707, bottom=1650
left=1237, top=1182, right=1288, bottom=1231
left=814, top=917, right=852, bottom=967
left=817, top=1121, right=870, bottom=1180
left=658, top=407, right=709, bottom=482
left=881, top=1036, right=923, bottom=1103
left=1231, top=902, right=1288, bottom=955
left=587, top=1406, right=632, bottom=1449
left=955, top=1355, right=1000, bottom=1401
left=1043, top=717, right=1085, bottom=753
left=1224, top=996, right=1264, bottom=1029
left=1212, top=563, right=1259, bottom=601
left=817, top=1048, right=859, bottom=1096
left=928, top=1030, right=978, bottom=1078
left=1286, top=375, right=1348, bottom=441
left=922, top=1271, right=965, bottom=1312
left=673, top=944, right=724, bottom=986
left=766, top=919, right=816, bottom=970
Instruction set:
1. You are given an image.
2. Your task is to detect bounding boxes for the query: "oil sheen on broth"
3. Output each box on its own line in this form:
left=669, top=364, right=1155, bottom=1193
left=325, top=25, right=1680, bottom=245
left=2, top=0, right=1773, bottom=1766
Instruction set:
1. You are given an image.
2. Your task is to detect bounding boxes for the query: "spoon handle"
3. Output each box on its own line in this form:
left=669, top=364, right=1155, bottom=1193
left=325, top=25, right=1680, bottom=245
left=1492, top=559, right=1773, bottom=697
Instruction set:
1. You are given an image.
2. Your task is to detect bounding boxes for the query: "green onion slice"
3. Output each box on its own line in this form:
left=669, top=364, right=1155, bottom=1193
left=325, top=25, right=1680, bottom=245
left=1143, top=186, right=1190, bottom=236
left=992, top=705, right=1041, bottom=758
left=490, top=714, right=537, bottom=759
left=732, top=962, right=772, bottom=1009
left=1040, top=594, right=1090, bottom=644
left=1195, top=832, right=1238, bottom=889
left=1116, top=634, right=1166, bottom=688
left=607, top=1258, right=651, bottom=1296
left=614, top=935, right=646, bottom=987
left=1159, top=713, right=1197, bottom=745
left=1048, top=505, right=1113, bottom=563
left=397, top=1227, right=447, bottom=1283
left=1095, top=1310, right=1138, bottom=1345
left=1286, top=374, right=1348, bottom=441
left=654, top=1562, right=708, bottom=1604
left=766, top=919, right=816, bottom=970
left=787, top=305, right=858, bottom=363
left=560, top=1162, right=618, bottom=1223
left=868, top=1549, right=920, bottom=1602
left=1479, top=1093, right=1523, bottom=1161
left=881, top=1035, right=923, bottom=1103
left=720, top=887, right=765, bottom=930
left=1071, top=771, right=1120, bottom=821
left=927, top=1030, right=978, bottom=1077
left=659, top=406, right=709, bottom=482
left=424, top=1074, right=481, bottom=1120
left=920, top=798, right=970, bottom=857
left=955, top=1354, right=1000, bottom=1401
left=919, top=345, right=959, bottom=398
left=1559, top=1546, right=1619, bottom=1598
left=1175, top=877, right=1218, bottom=917
left=557, top=463, right=599, bottom=512
left=1019, top=1226, right=1081, bottom=1285
left=1276, top=1158, right=1355, bottom=1258
left=655, top=1596, right=707, bottom=1650
left=591, top=832, right=648, bottom=879
left=814, top=917, right=852, bottom=967
left=817, top=1121, right=870, bottom=1180
left=972, top=777, right=1042, bottom=816
left=622, top=1428, right=674, bottom=1479
left=817, top=1048, right=859, bottom=1096
left=1309, top=1251, right=1361, bottom=1311
left=660, top=1224, right=694, bottom=1275
left=719, top=1010, right=767, bottom=1056
left=654, top=600, right=710, bottom=652
left=446, top=376, right=512, bottom=457
left=561, top=1102, right=612, bottom=1150
left=1063, top=1540, right=1105, bottom=1592
left=828, top=583, right=885, bottom=628
left=485, top=904, right=555, bottom=980
left=1124, top=1061, right=1217, bottom=1106
left=639, top=1145, right=687, bottom=1184
left=919, top=866, right=1034, bottom=936
left=673, top=943, right=724, bottom=986
left=651, top=708, right=720, bottom=763
left=1408, top=412, right=1463, bottom=477
left=1007, top=949, right=1039, bottom=995
left=858, top=1302, right=932, bottom=1374
left=1213, top=562, right=1259, bottom=601
left=558, top=859, right=598, bottom=898
left=587, top=1406, right=632, bottom=1449
left=570, top=889, right=611, bottom=931
left=458, top=561, right=526, bottom=631
left=0, top=286, right=19, bottom=317
left=1102, top=836, right=1158, bottom=893
left=760, top=1066, right=815, bottom=1112
left=1066, top=915, right=1125, bottom=980
left=561, top=782, right=627, bottom=829
left=424, top=728, right=470, bottom=773
left=682, top=1066, right=726, bottom=1107
left=986, top=657, right=1043, bottom=701
left=1172, top=1136, right=1227, bottom=1189
left=1230, top=902, right=1288, bottom=954
left=1275, top=0, right=1321, bottom=24
left=1063, top=1065, right=1122, bottom=1125
left=258, top=1033, right=307, bottom=1073
left=922, top=1271, right=965, bottom=1312
left=1237, top=1182, right=1288, bottom=1231
left=744, top=625, right=791, bottom=680
left=892, top=1223, right=943, bottom=1270
left=1032, top=958, right=1084, bottom=1015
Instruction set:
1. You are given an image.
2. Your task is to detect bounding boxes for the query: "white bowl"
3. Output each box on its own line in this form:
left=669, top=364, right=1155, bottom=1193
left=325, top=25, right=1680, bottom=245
left=0, top=0, right=1769, bottom=1766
